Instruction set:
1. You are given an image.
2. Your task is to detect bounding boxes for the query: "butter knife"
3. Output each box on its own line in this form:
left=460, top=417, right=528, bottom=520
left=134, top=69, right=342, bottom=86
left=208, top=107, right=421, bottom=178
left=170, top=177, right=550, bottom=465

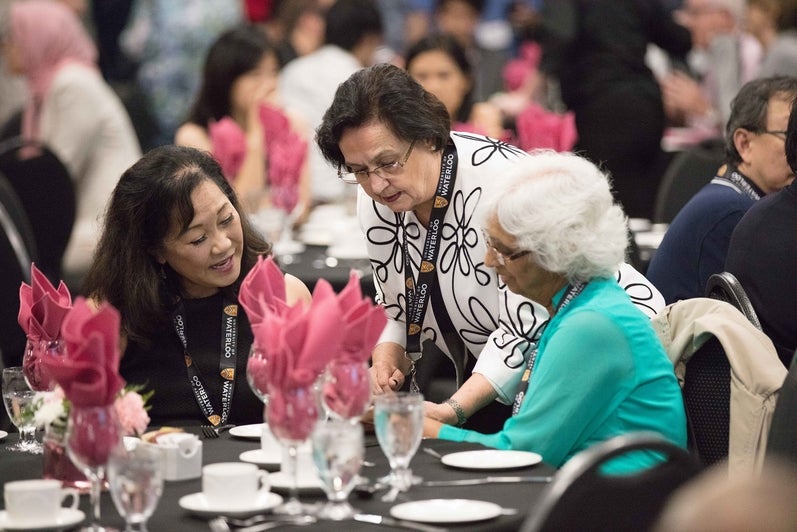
left=353, top=513, right=446, bottom=532
left=421, top=475, right=553, bottom=487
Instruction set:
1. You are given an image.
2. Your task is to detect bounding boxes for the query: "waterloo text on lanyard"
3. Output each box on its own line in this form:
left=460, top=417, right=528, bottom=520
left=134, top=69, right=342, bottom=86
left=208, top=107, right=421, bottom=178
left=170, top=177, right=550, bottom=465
left=511, top=282, right=585, bottom=416
left=172, top=299, right=238, bottom=426
left=403, top=142, right=458, bottom=393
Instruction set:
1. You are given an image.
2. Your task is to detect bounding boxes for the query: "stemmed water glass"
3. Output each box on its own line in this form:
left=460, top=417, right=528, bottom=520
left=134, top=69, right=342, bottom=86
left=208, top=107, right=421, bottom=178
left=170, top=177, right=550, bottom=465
left=66, top=404, right=124, bottom=531
left=320, top=359, right=371, bottom=423
left=2, top=366, right=42, bottom=453
left=108, top=442, right=164, bottom=532
left=311, top=420, right=364, bottom=520
left=265, top=384, right=320, bottom=515
left=246, top=345, right=281, bottom=450
left=22, top=337, right=66, bottom=391
left=373, top=392, right=424, bottom=502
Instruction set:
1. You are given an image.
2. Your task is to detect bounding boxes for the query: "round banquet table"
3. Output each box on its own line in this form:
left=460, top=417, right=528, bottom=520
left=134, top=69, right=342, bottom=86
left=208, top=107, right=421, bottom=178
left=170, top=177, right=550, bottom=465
left=0, top=430, right=555, bottom=531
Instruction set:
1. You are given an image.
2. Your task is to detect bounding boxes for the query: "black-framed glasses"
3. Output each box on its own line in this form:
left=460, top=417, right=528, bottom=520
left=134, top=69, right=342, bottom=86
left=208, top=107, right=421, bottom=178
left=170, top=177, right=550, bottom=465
left=481, top=229, right=531, bottom=267
left=761, top=130, right=788, bottom=140
left=337, top=141, right=415, bottom=185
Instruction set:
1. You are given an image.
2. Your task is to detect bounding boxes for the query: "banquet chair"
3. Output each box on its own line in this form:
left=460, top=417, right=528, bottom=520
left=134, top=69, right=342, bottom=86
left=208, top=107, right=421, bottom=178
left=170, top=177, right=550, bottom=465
left=705, top=271, right=762, bottom=331
left=520, top=432, right=701, bottom=532
left=766, top=353, right=797, bottom=467
left=0, top=137, right=75, bottom=282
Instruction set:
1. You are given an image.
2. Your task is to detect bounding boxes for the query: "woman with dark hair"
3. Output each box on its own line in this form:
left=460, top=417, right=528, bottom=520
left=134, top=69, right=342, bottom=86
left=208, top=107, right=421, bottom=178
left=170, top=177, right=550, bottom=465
left=176, top=24, right=310, bottom=218
left=82, top=145, right=311, bottom=426
left=317, top=63, right=663, bottom=432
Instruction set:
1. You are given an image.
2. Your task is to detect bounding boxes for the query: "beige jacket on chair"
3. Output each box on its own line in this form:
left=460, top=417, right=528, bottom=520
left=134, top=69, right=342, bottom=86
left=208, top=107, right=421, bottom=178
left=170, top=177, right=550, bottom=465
left=651, top=298, right=787, bottom=477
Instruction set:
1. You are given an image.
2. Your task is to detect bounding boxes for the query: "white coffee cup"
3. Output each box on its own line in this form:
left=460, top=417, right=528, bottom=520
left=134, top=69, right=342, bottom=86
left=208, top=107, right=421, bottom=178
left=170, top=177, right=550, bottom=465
left=201, top=462, right=269, bottom=509
left=4, top=479, right=79, bottom=525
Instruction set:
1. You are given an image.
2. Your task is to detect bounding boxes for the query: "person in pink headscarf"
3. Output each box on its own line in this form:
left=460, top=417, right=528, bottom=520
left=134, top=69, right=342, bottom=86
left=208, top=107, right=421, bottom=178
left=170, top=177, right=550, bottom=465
left=4, top=0, right=141, bottom=278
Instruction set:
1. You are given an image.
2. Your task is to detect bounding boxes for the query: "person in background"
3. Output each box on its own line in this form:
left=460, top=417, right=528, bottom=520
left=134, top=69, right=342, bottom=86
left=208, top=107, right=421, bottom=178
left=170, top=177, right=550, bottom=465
left=316, top=63, right=665, bottom=433
left=82, top=145, right=311, bottom=426
left=175, top=25, right=311, bottom=221
left=747, top=0, right=797, bottom=77
left=279, top=0, right=383, bottom=206
left=270, top=0, right=327, bottom=68
left=724, top=97, right=797, bottom=367
left=4, top=0, right=141, bottom=280
left=405, top=33, right=509, bottom=141
left=422, top=151, right=686, bottom=471
left=647, top=76, right=797, bottom=304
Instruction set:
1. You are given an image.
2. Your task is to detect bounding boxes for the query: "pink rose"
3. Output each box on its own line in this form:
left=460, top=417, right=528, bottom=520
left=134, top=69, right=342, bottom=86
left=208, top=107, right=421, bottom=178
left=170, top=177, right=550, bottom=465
left=114, top=390, right=150, bottom=436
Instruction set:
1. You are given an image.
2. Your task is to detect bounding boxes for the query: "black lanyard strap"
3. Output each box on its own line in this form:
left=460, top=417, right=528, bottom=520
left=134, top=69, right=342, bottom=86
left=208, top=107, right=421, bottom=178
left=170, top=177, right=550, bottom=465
left=715, top=165, right=761, bottom=202
left=172, top=298, right=238, bottom=426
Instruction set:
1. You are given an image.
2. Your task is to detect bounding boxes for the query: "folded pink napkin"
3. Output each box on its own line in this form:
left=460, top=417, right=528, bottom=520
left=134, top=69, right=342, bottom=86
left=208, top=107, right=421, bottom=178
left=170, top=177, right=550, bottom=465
left=42, top=298, right=125, bottom=407
left=516, top=103, right=577, bottom=153
left=239, top=255, right=290, bottom=329
left=255, top=279, right=343, bottom=390
left=335, top=271, right=386, bottom=362
left=17, top=263, right=72, bottom=340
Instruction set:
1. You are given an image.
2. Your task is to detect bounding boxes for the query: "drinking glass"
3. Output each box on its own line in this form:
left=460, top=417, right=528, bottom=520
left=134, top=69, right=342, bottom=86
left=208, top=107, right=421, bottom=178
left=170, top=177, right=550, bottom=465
left=22, top=337, right=66, bottom=391
left=265, top=385, right=320, bottom=515
left=108, top=442, right=164, bottom=532
left=320, top=359, right=371, bottom=423
left=311, top=420, right=364, bottom=520
left=2, top=366, right=42, bottom=453
left=373, top=392, right=424, bottom=501
left=66, top=404, right=124, bottom=531
left=246, top=345, right=270, bottom=405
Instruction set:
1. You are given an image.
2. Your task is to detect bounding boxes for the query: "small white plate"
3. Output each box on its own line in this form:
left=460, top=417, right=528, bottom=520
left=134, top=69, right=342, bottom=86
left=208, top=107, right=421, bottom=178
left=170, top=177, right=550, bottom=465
left=0, top=430, right=8, bottom=441
left=326, top=244, right=369, bottom=260
left=239, top=448, right=282, bottom=468
left=229, top=424, right=265, bottom=440
left=391, top=499, right=502, bottom=524
left=0, top=508, right=85, bottom=531
left=178, top=491, right=283, bottom=518
left=441, top=449, right=542, bottom=470
left=268, top=471, right=324, bottom=493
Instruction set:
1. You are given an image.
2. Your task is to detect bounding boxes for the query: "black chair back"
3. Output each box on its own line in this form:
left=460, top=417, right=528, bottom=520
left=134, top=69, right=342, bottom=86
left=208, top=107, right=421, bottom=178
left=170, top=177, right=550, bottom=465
left=767, top=354, right=797, bottom=467
left=521, top=432, right=702, bottom=532
left=705, top=271, right=762, bottom=331
left=0, top=138, right=75, bottom=282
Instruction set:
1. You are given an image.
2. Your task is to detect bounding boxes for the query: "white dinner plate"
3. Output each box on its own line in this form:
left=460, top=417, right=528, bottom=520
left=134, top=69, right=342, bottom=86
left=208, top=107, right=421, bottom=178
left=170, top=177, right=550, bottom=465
left=178, top=491, right=282, bottom=518
left=441, top=449, right=542, bottom=470
left=267, top=471, right=324, bottom=493
left=0, top=430, right=8, bottom=441
left=229, top=423, right=265, bottom=440
left=391, top=499, right=502, bottom=524
left=0, top=508, right=85, bottom=531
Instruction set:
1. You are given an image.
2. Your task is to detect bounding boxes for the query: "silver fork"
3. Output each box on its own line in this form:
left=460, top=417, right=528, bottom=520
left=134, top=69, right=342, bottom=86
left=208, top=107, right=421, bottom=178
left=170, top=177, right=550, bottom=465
left=200, top=424, right=235, bottom=439
left=208, top=514, right=316, bottom=532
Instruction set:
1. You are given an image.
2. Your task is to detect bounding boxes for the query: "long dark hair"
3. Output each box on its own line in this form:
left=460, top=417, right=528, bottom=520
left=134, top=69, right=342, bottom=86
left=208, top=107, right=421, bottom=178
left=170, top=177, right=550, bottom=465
left=82, top=145, right=270, bottom=345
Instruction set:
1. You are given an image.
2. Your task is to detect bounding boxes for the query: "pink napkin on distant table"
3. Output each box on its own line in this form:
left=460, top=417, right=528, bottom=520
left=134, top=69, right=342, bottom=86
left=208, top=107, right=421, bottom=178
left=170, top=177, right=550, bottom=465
left=42, top=298, right=125, bottom=407
left=17, top=263, right=72, bottom=340
left=516, top=103, right=577, bottom=153
left=239, top=255, right=290, bottom=328
left=255, top=279, right=343, bottom=390
left=335, top=271, right=386, bottom=362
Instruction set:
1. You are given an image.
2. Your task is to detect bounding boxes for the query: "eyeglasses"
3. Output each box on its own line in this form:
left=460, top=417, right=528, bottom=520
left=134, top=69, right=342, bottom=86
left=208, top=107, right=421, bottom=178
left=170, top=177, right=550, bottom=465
left=761, top=130, right=788, bottom=140
left=338, top=141, right=415, bottom=185
left=481, top=229, right=531, bottom=267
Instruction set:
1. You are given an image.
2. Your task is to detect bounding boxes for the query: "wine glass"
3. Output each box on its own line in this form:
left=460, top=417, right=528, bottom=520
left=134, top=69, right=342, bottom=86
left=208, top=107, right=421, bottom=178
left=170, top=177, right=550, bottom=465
left=245, top=344, right=270, bottom=405
left=320, top=359, right=371, bottom=423
left=108, top=442, right=164, bottom=532
left=2, top=366, right=42, bottom=453
left=66, top=404, right=124, bottom=531
left=265, top=385, right=320, bottom=515
left=373, top=392, right=424, bottom=502
left=311, top=420, right=364, bottom=520
left=22, top=337, right=66, bottom=391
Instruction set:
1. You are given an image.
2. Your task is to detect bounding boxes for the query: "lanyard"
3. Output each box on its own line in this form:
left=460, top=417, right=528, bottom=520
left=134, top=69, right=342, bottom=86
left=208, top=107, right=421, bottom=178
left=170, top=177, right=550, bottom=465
left=172, top=298, right=238, bottom=426
left=714, top=165, right=761, bottom=202
left=511, top=282, right=585, bottom=416
left=402, top=142, right=458, bottom=393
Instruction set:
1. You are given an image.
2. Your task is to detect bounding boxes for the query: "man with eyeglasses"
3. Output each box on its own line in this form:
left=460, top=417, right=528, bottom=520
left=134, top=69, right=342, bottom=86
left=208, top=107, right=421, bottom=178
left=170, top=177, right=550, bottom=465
left=647, top=76, right=797, bottom=305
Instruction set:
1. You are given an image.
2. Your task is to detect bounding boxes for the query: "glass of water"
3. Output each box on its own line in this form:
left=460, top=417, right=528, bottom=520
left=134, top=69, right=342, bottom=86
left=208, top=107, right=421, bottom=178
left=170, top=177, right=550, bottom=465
left=311, top=420, right=364, bottom=520
left=108, top=441, right=164, bottom=532
left=2, top=366, right=42, bottom=453
left=373, top=392, right=424, bottom=501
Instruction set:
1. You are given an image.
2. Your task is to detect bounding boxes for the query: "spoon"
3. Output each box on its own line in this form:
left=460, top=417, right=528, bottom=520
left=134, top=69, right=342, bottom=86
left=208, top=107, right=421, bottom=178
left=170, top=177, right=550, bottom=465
left=422, top=447, right=444, bottom=460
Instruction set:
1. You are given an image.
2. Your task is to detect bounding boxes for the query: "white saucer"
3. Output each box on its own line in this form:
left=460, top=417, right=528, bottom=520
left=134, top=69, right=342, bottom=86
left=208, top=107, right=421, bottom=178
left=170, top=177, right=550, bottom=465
left=441, top=449, right=542, bottom=470
left=239, top=448, right=282, bottom=468
left=0, top=430, right=7, bottom=441
left=326, top=244, right=368, bottom=260
left=268, top=471, right=324, bottom=493
left=178, top=491, right=282, bottom=518
left=0, top=508, right=85, bottom=531
left=229, top=423, right=264, bottom=440
left=391, top=499, right=502, bottom=524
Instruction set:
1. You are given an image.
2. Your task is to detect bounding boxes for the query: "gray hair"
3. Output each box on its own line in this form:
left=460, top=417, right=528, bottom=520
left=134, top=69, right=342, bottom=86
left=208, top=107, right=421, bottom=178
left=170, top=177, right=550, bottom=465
left=479, top=151, right=628, bottom=284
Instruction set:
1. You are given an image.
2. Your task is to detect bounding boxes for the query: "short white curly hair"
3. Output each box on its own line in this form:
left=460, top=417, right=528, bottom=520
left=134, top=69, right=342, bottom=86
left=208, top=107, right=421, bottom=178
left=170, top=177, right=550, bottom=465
left=479, top=150, right=628, bottom=284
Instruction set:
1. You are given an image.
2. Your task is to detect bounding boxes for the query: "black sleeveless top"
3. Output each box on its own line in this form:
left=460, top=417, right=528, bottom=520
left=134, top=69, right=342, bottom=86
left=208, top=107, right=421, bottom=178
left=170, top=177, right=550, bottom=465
left=121, top=292, right=262, bottom=427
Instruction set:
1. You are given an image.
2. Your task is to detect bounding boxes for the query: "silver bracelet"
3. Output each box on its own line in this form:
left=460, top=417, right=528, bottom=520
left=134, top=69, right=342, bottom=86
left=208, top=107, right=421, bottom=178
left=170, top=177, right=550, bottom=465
left=444, top=398, right=468, bottom=426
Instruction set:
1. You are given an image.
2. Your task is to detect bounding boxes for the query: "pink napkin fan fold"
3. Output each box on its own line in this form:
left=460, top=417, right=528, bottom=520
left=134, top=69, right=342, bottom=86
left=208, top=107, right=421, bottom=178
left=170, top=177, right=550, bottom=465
left=239, top=255, right=290, bottom=328
left=17, top=263, right=72, bottom=340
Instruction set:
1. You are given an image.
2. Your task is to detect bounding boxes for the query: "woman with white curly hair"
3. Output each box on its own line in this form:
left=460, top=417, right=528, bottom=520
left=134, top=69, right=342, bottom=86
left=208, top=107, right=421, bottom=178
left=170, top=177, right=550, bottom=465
left=423, top=151, right=687, bottom=471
